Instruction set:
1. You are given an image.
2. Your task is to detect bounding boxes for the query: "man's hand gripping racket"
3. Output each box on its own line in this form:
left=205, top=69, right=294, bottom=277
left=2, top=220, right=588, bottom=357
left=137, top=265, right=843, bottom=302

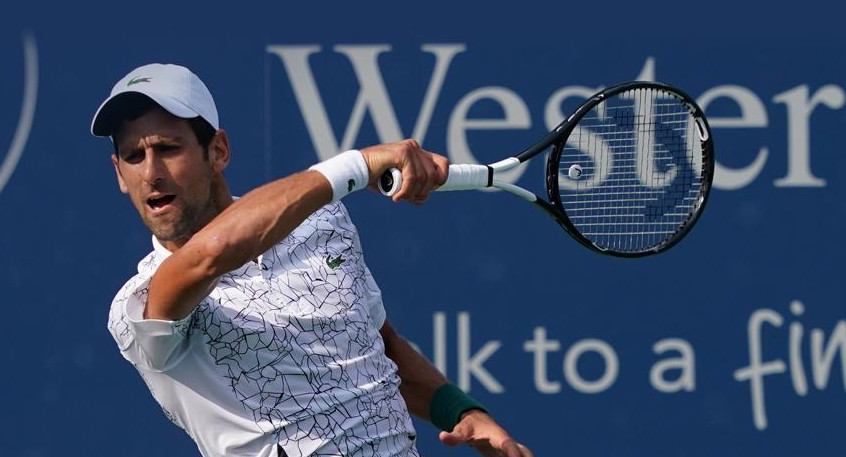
left=378, top=81, right=714, bottom=257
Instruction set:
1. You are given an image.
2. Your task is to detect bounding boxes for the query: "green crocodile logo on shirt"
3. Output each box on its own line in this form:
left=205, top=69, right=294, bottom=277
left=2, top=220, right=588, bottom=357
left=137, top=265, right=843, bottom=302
left=326, top=254, right=346, bottom=269
left=347, top=179, right=355, bottom=192
left=127, top=76, right=152, bottom=86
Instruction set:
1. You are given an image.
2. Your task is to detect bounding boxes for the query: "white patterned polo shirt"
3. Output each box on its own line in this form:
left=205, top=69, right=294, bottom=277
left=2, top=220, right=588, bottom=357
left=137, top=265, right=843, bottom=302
left=108, top=202, right=419, bottom=457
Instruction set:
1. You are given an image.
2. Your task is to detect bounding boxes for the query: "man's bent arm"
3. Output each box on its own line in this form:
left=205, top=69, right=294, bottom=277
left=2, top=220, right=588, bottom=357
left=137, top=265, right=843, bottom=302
left=145, top=140, right=449, bottom=321
left=381, top=320, right=534, bottom=457
left=145, top=170, right=332, bottom=320
left=380, top=319, right=447, bottom=419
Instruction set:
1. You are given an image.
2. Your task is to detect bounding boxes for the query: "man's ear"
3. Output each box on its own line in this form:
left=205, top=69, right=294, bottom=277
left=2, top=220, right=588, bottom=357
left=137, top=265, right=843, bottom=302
left=208, top=130, right=231, bottom=174
left=111, top=154, right=129, bottom=194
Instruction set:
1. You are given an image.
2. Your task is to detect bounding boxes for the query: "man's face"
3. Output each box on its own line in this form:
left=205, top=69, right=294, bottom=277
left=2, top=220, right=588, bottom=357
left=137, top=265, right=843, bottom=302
left=111, top=108, right=220, bottom=245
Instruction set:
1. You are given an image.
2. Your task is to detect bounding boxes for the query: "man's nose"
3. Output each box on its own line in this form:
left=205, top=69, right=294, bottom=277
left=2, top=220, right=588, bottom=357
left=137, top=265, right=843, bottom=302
left=142, top=150, right=165, bottom=184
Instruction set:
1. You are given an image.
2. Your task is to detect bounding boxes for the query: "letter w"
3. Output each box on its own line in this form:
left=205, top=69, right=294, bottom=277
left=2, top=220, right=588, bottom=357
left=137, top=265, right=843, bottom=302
left=266, top=44, right=465, bottom=160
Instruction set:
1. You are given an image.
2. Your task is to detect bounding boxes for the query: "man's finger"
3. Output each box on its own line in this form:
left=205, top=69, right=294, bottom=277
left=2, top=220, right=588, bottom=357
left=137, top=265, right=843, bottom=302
left=432, top=153, right=450, bottom=186
left=392, top=168, right=417, bottom=202
left=422, top=155, right=439, bottom=191
left=499, top=439, right=523, bottom=457
left=411, top=191, right=430, bottom=205
left=411, top=154, right=431, bottom=199
left=438, top=430, right=467, bottom=447
left=516, top=443, right=535, bottom=457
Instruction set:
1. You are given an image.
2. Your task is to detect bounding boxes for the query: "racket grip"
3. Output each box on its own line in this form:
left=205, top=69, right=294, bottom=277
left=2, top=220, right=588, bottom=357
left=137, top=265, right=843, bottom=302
left=378, top=164, right=490, bottom=196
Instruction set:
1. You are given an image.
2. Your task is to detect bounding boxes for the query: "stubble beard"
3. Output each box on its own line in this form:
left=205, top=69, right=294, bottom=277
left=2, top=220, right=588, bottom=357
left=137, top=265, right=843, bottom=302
left=145, top=194, right=219, bottom=246
left=146, top=205, right=201, bottom=244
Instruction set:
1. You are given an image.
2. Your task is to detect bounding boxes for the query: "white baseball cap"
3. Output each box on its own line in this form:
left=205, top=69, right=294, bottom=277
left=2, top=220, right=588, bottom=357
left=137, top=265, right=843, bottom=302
left=91, top=63, right=219, bottom=137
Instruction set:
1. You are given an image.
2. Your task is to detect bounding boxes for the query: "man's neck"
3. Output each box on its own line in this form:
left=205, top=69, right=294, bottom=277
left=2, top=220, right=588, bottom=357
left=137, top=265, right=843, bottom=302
left=159, top=183, right=234, bottom=253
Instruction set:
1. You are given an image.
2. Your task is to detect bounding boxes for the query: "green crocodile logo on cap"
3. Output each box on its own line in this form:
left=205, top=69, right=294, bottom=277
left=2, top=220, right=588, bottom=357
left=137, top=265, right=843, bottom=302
left=347, top=179, right=355, bottom=192
left=127, top=76, right=152, bottom=86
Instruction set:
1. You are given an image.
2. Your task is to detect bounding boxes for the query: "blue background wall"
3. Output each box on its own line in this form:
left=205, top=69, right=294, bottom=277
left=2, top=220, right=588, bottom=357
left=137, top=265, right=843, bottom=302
left=1, top=1, right=845, bottom=455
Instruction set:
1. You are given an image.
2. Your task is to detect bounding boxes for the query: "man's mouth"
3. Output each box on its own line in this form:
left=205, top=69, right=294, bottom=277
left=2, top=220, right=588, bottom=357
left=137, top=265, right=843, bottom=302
left=147, top=194, right=176, bottom=210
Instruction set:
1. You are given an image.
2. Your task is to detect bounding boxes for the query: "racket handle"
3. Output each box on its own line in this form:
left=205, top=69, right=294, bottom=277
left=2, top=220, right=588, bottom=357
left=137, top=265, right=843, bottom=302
left=378, top=164, right=490, bottom=196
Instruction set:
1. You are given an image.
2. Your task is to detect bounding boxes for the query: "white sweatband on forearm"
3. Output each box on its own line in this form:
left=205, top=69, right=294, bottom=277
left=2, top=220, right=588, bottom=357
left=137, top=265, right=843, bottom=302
left=308, top=150, right=370, bottom=202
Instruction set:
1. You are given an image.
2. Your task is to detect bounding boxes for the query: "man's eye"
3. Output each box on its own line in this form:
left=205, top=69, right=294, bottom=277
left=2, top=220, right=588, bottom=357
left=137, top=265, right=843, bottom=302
left=123, top=151, right=144, bottom=163
left=157, top=144, right=180, bottom=154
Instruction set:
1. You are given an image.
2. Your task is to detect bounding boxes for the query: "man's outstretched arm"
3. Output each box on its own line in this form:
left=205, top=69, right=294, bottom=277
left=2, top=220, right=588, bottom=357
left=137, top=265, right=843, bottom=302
left=380, top=320, right=534, bottom=457
left=145, top=140, right=448, bottom=321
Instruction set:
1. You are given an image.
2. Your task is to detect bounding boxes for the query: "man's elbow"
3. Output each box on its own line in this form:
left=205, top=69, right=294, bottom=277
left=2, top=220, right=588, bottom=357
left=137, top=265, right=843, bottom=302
left=190, top=232, right=248, bottom=278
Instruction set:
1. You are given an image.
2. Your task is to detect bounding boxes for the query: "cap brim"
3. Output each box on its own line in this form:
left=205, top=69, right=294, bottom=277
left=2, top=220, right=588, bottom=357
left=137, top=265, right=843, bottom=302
left=90, top=91, right=201, bottom=137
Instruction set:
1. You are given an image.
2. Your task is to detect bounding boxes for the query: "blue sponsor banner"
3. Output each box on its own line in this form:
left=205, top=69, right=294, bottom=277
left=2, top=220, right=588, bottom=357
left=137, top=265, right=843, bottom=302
left=1, top=1, right=845, bottom=456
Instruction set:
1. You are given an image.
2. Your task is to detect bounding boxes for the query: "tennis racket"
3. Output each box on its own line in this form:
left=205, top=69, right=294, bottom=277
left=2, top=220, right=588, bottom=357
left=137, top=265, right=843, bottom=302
left=379, top=81, right=714, bottom=257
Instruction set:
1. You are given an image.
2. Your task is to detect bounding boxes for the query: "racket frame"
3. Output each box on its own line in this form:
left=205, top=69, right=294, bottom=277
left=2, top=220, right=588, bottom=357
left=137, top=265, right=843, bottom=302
left=483, top=81, right=715, bottom=257
left=545, top=81, right=714, bottom=256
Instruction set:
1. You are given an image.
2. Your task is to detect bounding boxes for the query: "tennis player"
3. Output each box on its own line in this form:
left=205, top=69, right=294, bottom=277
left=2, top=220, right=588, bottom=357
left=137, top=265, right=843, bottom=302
left=92, top=63, right=533, bottom=457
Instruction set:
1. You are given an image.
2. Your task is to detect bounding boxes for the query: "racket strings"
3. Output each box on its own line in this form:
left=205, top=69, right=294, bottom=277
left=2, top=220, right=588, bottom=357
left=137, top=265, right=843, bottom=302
left=556, top=87, right=705, bottom=253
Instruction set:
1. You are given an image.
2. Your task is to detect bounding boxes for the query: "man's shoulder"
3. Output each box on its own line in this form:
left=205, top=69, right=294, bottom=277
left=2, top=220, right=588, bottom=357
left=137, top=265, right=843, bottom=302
left=309, top=201, right=352, bottom=223
left=108, top=250, right=157, bottom=327
left=286, top=201, right=357, bottom=239
left=261, top=201, right=363, bottom=270
left=107, top=269, right=152, bottom=351
left=113, top=269, right=152, bottom=303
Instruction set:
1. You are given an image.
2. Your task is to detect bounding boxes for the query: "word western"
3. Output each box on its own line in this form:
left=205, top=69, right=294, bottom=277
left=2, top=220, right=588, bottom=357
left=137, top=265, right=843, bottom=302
left=267, top=44, right=841, bottom=191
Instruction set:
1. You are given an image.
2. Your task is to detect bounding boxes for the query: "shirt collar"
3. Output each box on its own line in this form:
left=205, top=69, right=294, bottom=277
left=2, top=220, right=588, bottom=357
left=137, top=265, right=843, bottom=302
left=151, top=235, right=174, bottom=263
left=149, top=233, right=264, bottom=277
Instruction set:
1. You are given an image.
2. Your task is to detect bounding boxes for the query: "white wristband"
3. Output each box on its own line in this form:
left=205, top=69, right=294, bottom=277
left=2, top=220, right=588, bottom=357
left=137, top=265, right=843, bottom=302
left=309, top=150, right=370, bottom=202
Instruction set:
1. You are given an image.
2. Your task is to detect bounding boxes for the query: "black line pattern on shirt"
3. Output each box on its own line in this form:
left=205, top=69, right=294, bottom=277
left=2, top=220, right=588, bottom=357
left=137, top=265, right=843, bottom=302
left=110, top=202, right=418, bottom=456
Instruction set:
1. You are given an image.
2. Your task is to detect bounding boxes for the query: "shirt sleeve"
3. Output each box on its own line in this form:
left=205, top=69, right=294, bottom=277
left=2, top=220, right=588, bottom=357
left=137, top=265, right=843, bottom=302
left=107, top=274, right=198, bottom=373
